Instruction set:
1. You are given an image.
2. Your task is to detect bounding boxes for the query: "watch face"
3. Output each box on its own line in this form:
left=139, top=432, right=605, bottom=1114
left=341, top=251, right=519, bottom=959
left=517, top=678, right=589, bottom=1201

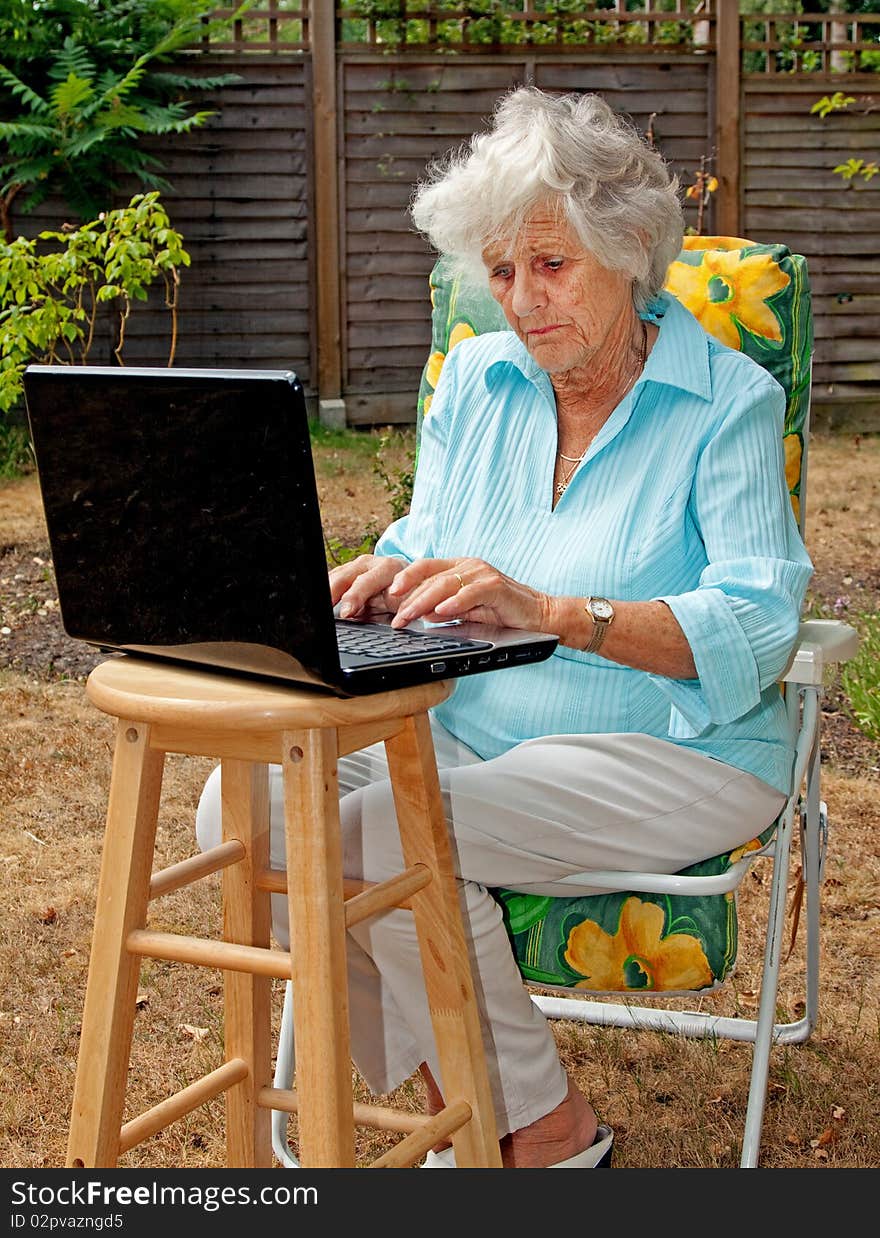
left=590, top=599, right=614, bottom=621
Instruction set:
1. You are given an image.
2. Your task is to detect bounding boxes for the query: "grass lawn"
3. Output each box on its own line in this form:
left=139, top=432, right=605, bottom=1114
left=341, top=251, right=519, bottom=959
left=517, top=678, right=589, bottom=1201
left=0, top=428, right=878, bottom=1169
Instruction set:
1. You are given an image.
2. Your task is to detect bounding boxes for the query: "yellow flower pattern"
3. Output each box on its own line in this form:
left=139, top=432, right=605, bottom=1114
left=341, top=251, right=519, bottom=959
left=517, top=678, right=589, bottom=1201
left=728, top=837, right=763, bottom=867
left=564, top=896, right=714, bottom=992
left=664, top=248, right=790, bottom=351
left=421, top=321, right=476, bottom=418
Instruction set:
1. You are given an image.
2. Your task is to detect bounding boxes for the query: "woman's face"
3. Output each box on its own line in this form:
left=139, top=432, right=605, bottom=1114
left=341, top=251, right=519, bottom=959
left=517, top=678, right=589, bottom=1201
left=482, top=210, right=634, bottom=375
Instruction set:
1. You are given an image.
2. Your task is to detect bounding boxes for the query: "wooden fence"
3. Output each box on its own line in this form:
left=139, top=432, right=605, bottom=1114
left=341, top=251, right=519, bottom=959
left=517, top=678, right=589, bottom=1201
left=14, top=2, right=879, bottom=429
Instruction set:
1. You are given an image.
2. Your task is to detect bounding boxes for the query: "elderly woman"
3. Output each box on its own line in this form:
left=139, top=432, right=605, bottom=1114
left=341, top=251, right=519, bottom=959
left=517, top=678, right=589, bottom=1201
left=197, top=88, right=812, bottom=1168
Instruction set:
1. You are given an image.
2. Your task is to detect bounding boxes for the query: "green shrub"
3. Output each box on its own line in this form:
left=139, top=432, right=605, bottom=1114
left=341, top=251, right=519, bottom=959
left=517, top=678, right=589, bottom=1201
left=0, top=414, right=31, bottom=478
left=373, top=432, right=415, bottom=523
left=842, top=611, right=880, bottom=745
left=0, top=0, right=250, bottom=239
left=325, top=532, right=380, bottom=567
left=0, top=191, right=188, bottom=418
left=0, top=190, right=188, bottom=475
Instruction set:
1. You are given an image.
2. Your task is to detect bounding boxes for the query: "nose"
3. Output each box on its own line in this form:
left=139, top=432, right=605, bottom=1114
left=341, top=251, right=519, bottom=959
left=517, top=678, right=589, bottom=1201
left=510, top=266, right=544, bottom=319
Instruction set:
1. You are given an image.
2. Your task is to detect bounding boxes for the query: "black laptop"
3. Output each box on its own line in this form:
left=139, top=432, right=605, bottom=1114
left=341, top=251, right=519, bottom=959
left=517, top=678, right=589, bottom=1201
left=22, top=365, right=558, bottom=696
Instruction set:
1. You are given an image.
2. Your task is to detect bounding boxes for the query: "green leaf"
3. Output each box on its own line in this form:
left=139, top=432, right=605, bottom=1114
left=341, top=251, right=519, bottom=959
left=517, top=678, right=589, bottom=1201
left=0, top=120, right=55, bottom=141
left=833, top=158, right=865, bottom=181
left=0, top=64, right=51, bottom=116
left=93, top=105, right=149, bottom=134
left=0, top=6, right=232, bottom=230
left=49, top=72, right=95, bottom=119
left=48, top=38, right=95, bottom=86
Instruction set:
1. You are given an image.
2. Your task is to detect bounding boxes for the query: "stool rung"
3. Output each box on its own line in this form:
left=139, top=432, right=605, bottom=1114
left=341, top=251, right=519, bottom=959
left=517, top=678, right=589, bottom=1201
left=344, top=863, right=432, bottom=927
left=369, top=1101, right=473, bottom=1169
left=127, top=929, right=292, bottom=979
left=258, top=1086, right=424, bottom=1135
left=256, top=867, right=429, bottom=919
left=150, top=840, right=246, bottom=900
left=119, top=1058, right=249, bottom=1154
left=257, top=868, right=375, bottom=897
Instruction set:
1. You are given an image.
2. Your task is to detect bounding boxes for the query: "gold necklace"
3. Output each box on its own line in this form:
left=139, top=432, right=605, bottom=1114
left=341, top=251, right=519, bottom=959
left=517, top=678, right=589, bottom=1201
left=554, top=320, right=647, bottom=500
left=554, top=454, right=583, bottom=496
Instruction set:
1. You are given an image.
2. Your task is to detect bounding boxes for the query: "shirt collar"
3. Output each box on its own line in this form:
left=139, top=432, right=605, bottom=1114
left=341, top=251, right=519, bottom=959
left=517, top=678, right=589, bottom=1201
left=483, top=290, right=713, bottom=403
left=639, top=291, right=713, bottom=402
left=484, top=333, right=547, bottom=395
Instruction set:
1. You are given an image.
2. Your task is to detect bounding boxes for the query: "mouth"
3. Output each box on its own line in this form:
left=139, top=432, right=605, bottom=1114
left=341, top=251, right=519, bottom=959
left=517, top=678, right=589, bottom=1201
left=526, top=325, right=561, bottom=338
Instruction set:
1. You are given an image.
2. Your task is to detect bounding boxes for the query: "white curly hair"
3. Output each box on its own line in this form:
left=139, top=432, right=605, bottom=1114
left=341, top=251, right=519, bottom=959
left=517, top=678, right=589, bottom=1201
left=410, top=87, right=684, bottom=312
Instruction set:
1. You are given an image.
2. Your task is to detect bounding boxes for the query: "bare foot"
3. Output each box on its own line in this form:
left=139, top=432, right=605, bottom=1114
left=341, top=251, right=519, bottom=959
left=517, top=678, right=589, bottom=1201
left=500, top=1077, right=597, bottom=1168
left=419, top=1064, right=598, bottom=1166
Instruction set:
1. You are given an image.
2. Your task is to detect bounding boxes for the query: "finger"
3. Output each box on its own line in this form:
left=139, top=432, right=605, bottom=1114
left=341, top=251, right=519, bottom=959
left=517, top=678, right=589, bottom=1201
left=333, top=557, right=403, bottom=615
left=328, top=556, right=373, bottom=604
left=329, top=557, right=381, bottom=607
left=386, top=558, right=454, bottom=598
left=434, top=584, right=478, bottom=617
left=391, top=571, right=468, bottom=627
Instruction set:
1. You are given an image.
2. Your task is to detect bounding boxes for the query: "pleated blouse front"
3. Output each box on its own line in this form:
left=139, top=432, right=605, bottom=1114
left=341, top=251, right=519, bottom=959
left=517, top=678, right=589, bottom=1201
left=375, top=292, right=813, bottom=795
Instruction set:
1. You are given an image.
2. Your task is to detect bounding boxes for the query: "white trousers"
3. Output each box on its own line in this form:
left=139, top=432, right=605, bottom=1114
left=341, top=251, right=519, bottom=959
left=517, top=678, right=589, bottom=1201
left=195, top=718, right=785, bottom=1139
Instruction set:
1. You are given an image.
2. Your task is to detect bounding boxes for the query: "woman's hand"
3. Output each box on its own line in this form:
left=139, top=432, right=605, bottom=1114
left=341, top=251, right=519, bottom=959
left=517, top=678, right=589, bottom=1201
left=330, top=555, right=409, bottom=619
left=387, top=557, right=552, bottom=633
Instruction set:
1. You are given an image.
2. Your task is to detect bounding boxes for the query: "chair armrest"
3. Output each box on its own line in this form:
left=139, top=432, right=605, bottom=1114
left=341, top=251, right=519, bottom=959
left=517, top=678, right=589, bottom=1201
left=780, top=619, right=860, bottom=686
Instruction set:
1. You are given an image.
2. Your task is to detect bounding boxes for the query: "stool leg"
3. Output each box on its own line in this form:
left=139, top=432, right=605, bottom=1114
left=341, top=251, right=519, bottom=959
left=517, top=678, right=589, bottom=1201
left=220, top=759, right=273, bottom=1168
left=281, top=728, right=356, bottom=1168
left=384, top=713, right=502, bottom=1168
left=67, top=720, right=164, bottom=1168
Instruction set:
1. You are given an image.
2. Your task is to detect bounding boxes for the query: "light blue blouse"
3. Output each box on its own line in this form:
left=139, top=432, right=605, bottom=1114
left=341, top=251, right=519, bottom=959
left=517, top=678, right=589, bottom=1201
left=375, top=292, right=813, bottom=794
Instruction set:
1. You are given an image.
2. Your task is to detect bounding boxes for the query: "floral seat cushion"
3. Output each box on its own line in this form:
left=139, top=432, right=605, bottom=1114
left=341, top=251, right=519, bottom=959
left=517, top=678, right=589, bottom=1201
left=497, top=830, right=774, bottom=995
left=416, top=236, right=812, bottom=994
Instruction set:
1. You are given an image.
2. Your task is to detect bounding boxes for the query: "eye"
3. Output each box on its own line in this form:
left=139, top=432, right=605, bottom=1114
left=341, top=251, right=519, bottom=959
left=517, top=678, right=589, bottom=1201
left=490, top=264, right=513, bottom=280
left=544, top=258, right=564, bottom=271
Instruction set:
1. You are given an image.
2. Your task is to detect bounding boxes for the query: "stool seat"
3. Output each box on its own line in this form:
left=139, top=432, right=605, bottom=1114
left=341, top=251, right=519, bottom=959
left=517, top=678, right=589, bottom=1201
left=67, top=655, right=502, bottom=1169
left=86, top=656, right=453, bottom=730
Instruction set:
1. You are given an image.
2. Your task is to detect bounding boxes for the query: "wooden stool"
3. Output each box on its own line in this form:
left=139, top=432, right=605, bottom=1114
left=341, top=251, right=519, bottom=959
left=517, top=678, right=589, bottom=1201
left=67, top=656, right=502, bottom=1169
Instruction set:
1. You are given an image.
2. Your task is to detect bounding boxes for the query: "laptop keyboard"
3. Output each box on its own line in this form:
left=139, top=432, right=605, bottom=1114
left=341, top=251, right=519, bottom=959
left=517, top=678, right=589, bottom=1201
left=335, top=621, right=492, bottom=662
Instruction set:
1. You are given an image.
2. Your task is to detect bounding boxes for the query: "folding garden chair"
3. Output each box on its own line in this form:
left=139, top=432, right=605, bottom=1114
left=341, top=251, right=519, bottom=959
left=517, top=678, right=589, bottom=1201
left=272, top=236, right=859, bottom=1169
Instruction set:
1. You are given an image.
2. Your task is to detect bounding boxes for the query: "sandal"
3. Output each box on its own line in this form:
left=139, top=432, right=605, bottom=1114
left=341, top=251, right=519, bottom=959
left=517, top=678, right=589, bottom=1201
left=421, top=1123, right=614, bottom=1168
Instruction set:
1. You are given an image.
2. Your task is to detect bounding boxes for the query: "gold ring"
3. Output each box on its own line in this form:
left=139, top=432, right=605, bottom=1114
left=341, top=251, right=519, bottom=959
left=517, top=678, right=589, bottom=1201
left=453, top=571, right=465, bottom=591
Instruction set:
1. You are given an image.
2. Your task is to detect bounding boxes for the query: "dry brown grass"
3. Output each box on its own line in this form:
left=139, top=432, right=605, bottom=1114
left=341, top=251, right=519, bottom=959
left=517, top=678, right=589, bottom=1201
left=1, top=430, right=878, bottom=1170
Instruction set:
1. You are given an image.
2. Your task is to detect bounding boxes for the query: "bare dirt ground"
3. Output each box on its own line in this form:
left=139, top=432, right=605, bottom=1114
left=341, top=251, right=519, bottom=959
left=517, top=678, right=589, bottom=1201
left=1, top=429, right=878, bottom=1170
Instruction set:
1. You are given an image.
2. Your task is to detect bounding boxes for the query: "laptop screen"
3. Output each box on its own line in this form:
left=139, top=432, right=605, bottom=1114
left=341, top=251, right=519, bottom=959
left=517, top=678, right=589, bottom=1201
left=23, top=366, right=341, bottom=681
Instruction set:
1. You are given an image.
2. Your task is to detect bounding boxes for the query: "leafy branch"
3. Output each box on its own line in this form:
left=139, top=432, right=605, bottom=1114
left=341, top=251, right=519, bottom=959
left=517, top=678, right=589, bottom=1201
left=811, top=91, right=879, bottom=184
left=0, top=191, right=188, bottom=413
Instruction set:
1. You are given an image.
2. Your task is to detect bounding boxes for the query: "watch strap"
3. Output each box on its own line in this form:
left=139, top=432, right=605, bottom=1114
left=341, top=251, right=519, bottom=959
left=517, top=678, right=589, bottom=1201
left=584, top=596, right=613, bottom=654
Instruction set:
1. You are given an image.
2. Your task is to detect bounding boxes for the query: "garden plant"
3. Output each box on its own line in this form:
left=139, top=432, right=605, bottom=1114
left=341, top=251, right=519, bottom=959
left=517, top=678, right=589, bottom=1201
left=0, top=190, right=188, bottom=408
left=0, top=0, right=252, bottom=240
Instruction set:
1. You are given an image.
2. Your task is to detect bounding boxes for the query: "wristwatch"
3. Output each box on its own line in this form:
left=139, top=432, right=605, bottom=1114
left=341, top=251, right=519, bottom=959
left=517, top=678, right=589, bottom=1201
left=584, top=596, right=614, bottom=654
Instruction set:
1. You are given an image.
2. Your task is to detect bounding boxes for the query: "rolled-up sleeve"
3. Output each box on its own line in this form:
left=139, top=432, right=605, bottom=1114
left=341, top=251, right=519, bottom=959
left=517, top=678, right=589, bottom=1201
left=648, top=380, right=813, bottom=737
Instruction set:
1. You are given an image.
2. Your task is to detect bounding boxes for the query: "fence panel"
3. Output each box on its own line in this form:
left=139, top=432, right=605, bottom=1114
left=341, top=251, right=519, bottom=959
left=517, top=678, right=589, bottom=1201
left=130, top=54, right=313, bottom=383
left=340, top=57, right=525, bottom=422
left=742, top=76, right=880, bottom=424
